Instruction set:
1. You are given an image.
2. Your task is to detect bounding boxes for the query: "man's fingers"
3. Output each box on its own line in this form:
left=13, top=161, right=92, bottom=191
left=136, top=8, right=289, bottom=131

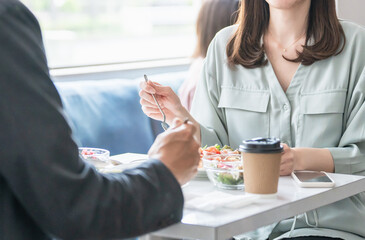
left=172, top=121, right=197, bottom=140
left=171, top=117, right=190, bottom=128
left=192, top=141, right=201, bottom=160
left=162, top=121, right=197, bottom=144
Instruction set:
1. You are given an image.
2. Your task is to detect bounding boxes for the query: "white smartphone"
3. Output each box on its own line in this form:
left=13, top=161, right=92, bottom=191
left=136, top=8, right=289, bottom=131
left=291, top=170, right=335, bottom=188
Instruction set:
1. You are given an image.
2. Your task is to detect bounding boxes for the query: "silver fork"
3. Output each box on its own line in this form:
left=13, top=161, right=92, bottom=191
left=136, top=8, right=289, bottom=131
left=144, top=74, right=169, bottom=131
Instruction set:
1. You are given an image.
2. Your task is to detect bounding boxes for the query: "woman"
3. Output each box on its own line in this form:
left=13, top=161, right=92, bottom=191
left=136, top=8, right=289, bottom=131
left=179, top=0, right=239, bottom=111
left=140, top=0, right=365, bottom=239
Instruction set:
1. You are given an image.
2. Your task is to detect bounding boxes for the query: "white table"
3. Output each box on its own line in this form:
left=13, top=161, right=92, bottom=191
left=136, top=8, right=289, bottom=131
left=147, top=173, right=365, bottom=240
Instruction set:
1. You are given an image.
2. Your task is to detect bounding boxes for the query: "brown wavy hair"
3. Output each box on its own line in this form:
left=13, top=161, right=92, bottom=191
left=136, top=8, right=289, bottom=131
left=226, top=0, right=346, bottom=68
left=193, top=0, right=240, bottom=58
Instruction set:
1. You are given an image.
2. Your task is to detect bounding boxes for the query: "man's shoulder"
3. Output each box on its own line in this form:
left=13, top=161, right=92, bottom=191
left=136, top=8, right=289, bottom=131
left=0, top=0, right=40, bottom=35
left=0, top=0, right=23, bottom=15
left=0, top=0, right=36, bottom=27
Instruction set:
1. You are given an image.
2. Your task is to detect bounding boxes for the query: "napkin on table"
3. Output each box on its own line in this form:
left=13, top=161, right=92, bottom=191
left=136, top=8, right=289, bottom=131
left=99, top=153, right=148, bottom=173
left=184, top=191, right=259, bottom=211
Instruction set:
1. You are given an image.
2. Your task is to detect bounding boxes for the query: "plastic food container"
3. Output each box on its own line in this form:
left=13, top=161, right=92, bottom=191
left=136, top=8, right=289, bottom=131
left=202, top=154, right=244, bottom=190
left=79, top=147, right=110, bottom=170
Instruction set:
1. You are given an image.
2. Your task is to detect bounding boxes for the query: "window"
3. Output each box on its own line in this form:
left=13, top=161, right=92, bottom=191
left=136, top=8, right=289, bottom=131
left=22, top=0, right=202, bottom=69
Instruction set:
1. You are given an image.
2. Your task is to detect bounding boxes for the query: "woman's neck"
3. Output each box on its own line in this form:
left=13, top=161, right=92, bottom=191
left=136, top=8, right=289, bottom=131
left=267, top=1, right=310, bottom=47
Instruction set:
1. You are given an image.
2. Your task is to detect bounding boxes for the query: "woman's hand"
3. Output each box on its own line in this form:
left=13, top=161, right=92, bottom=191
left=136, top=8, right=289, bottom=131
left=139, top=79, right=202, bottom=143
left=139, top=80, right=188, bottom=125
left=280, top=145, right=335, bottom=175
left=280, top=143, right=297, bottom=176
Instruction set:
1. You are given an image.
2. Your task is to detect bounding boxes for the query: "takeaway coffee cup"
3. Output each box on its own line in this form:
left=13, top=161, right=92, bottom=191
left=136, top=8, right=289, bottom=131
left=240, top=138, right=283, bottom=196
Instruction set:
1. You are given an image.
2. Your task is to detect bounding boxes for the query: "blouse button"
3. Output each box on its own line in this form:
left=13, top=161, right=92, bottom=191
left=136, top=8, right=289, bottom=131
left=283, top=104, right=289, bottom=111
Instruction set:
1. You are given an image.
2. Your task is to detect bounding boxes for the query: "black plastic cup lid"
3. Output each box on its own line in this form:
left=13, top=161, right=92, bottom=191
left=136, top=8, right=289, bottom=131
left=239, top=137, right=283, bottom=153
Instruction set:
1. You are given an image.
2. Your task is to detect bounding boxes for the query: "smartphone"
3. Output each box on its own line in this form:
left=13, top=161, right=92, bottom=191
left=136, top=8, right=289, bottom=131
left=291, top=170, right=335, bottom=188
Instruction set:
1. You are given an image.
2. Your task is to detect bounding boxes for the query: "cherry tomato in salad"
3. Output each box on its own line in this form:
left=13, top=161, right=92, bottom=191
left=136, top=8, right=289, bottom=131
left=204, top=146, right=221, bottom=154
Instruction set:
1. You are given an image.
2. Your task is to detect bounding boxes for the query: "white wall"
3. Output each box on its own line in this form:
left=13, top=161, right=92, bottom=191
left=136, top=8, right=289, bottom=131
left=337, top=0, right=365, bottom=26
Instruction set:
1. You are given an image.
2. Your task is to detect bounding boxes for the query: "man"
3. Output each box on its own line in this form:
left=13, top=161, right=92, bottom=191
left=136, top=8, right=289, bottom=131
left=0, top=0, right=200, bottom=239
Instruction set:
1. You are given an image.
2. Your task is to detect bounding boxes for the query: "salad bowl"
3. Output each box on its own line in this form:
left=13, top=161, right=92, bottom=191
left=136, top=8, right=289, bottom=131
left=201, top=145, right=244, bottom=190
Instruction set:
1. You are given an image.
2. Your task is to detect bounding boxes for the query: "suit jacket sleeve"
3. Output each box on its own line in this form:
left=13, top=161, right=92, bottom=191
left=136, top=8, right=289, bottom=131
left=0, top=1, right=183, bottom=239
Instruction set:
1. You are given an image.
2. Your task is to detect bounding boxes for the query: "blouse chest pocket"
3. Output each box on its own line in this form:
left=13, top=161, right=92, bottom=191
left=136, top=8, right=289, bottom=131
left=218, top=87, right=270, bottom=144
left=299, top=90, right=347, bottom=147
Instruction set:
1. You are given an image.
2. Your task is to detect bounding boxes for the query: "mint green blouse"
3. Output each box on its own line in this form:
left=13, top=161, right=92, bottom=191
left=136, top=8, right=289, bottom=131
left=191, top=21, right=365, bottom=239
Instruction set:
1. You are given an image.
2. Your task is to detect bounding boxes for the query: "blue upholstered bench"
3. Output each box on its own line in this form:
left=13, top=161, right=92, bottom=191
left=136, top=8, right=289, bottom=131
left=55, top=71, right=186, bottom=155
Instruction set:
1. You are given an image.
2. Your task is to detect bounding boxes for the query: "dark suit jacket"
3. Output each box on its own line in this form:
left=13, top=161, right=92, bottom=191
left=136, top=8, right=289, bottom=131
left=0, top=1, right=183, bottom=239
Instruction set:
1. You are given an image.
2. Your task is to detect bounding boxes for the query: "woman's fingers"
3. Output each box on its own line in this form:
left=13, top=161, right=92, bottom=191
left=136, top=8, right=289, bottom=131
left=280, top=160, right=294, bottom=176
left=139, top=80, right=185, bottom=125
left=139, top=89, right=167, bottom=109
left=139, top=80, right=173, bottom=96
left=140, top=95, right=167, bottom=111
left=139, top=89, right=155, bottom=104
left=280, top=143, right=295, bottom=176
left=139, top=81, right=156, bottom=94
left=139, top=83, right=169, bottom=108
left=141, top=105, right=162, bottom=113
left=151, top=81, right=162, bottom=86
left=151, top=83, right=174, bottom=95
left=140, top=97, right=158, bottom=108
left=280, top=161, right=293, bottom=175
left=142, top=109, right=164, bottom=120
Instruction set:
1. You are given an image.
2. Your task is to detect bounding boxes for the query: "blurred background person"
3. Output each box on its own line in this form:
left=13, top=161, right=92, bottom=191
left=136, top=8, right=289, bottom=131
left=178, top=0, right=240, bottom=111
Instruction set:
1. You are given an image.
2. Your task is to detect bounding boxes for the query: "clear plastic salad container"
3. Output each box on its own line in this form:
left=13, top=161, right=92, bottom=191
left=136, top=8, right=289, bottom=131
left=202, top=153, right=244, bottom=190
